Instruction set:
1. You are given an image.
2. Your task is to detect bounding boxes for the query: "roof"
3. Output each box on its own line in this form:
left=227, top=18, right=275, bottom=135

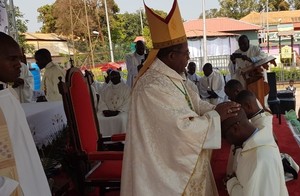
left=185, top=30, right=237, bottom=37
left=23, top=33, right=74, bottom=57
left=240, top=10, right=300, bottom=25
left=184, top=17, right=261, bottom=38
left=24, top=33, right=67, bottom=41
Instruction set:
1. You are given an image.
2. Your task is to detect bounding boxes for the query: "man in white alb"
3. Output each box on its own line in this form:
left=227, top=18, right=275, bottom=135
left=125, top=40, right=145, bottom=88
left=12, top=62, right=34, bottom=103
left=0, top=32, right=51, bottom=195
left=199, top=63, right=225, bottom=105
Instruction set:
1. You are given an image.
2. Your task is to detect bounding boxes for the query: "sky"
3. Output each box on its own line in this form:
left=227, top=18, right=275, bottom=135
left=13, top=0, right=220, bottom=32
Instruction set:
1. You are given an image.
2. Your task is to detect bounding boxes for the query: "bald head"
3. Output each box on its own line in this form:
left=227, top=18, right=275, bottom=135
left=0, top=32, right=22, bottom=82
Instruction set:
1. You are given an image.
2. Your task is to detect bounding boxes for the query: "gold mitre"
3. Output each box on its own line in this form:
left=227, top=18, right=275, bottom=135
left=145, top=0, right=187, bottom=48
left=134, top=0, right=186, bottom=86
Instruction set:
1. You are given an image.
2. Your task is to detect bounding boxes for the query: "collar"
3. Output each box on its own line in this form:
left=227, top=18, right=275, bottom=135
left=242, top=127, right=277, bottom=153
left=45, top=61, right=56, bottom=69
left=249, top=109, right=265, bottom=119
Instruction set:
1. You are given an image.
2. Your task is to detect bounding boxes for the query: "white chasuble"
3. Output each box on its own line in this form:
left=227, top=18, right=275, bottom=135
left=0, top=89, right=51, bottom=195
left=121, top=58, right=221, bottom=196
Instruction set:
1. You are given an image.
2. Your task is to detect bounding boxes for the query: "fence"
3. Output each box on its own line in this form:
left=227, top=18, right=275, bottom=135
left=190, top=56, right=300, bottom=83
left=190, top=55, right=231, bottom=72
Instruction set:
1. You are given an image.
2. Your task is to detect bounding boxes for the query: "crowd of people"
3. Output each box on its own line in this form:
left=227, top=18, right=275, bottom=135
left=0, top=0, right=297, bottom=195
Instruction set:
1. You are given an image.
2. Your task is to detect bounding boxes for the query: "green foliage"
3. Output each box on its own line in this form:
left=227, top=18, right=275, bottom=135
left=37, top=4, right=57, bottom=33
left=217, top=0, right=291, bottom=19
left=270, top=67, right=300, bottom=81
left=15, top=6, right=35, bottom=55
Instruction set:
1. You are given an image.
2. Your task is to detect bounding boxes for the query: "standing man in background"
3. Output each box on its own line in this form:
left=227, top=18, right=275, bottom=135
left=228, top=35, right=267, bottom=88
left=34, top=48, right=65, bottom=101
left=125, top=40, right=145, bottom=87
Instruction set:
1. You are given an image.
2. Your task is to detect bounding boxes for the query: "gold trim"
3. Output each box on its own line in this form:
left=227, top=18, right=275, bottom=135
left=153, top=36, right=187, bottom=49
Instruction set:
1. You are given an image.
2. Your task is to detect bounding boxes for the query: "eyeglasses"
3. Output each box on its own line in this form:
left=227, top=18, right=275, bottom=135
left=172, top=50, right=190, bottom=56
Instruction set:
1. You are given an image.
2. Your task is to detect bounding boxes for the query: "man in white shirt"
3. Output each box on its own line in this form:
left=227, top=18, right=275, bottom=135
left=0, top=32, right=51, bottom=196
left=98, top=70, right=131, bottom=116
left=186, top=61, right=201, bottom=86
left=34, top=48, right=65, bottom=101
left=199, top=63, right=225, bottom=105
left=228, top=35, right=267, bottom=88
left=222, top=109, right=288, bottom=196
left=125, top=40, right=145, bottom=88
left=12, top=62, right=34, bottom=103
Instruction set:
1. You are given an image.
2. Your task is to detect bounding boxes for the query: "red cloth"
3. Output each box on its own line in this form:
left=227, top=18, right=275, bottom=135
left=212, top=116, right=300, bottom=196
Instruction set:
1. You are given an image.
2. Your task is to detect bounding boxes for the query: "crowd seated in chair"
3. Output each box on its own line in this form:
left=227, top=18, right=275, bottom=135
left=58, top=67, right=125, bottom=195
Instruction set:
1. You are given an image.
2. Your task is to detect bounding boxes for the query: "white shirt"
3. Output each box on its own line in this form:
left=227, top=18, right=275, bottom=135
left=229, top=45, right=267, bottom=87
left=42, top=62, right=65, bottom=101
left=226, top=124, right=288, bottom=196
left=12, top=63, right=34, bottom=103
left=125, top=52, right=145, bottom=88
left=199, top=70, right=226, bottom=105
left=98, top=81, right=131, bottom=112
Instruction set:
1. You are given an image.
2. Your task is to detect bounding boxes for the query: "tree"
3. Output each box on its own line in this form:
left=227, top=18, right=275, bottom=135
left=217, top=0, right=291, bottom=19
left=218, top=0, right=258, bottom=19
left=37, top=4, right=57, bottom=33
left=15, top=6, right=35, bottom=55
left=199, top=8, right=220, bottom=19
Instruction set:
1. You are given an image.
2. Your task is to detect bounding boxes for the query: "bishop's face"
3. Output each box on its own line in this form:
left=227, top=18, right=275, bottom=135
left=171, top=42, right=190, bottom=74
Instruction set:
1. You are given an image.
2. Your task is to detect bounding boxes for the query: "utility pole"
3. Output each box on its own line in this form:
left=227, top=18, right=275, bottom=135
left=202, top=0, right=207, bottom=66
left=83, top=0, right=95, bottom=67
left=104, top=0, right=114, bottom=62
left=140, top=8, right=144, bottom=35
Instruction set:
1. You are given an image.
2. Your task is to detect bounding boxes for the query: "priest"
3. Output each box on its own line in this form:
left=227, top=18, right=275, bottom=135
left=0, top=32, right=51, bottom=195
left=120, top=1, right=240, bottom=195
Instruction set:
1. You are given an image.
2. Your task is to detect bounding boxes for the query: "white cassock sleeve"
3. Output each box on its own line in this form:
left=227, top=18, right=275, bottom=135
left=0, top=176, right=19, bottom=196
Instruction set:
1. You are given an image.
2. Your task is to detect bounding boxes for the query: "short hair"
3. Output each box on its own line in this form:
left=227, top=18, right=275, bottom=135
left=203, top=63, right=212, bottom=70
left=289, top=79, right=294, bottom=83
left=188, top=61, right=196, bottom=68
left=224, top=79, right=243, bottom=91
left=235, top=90, right=256, bottom=105
left=238, top=35, right=249, bottom=42
left=0, top=32, right=19, bottom=54
left=34, top=48, right=51, bottom=59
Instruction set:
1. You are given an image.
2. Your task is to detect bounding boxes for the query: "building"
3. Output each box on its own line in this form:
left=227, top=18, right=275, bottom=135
left=241, top=10, right=300, bottom=66
left=24, top=33, right=74, bottom=67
